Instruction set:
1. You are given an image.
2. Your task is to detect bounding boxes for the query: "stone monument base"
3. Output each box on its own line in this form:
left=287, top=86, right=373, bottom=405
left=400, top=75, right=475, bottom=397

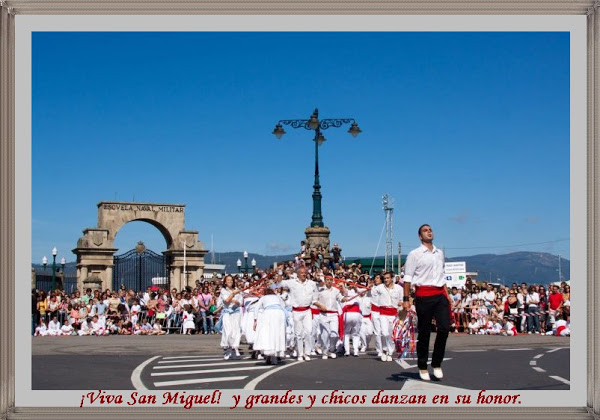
left=304, top=226, right=332, bottom=263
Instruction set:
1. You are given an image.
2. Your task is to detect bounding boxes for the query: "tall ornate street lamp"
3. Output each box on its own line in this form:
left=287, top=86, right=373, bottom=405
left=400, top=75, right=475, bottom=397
left=42, top=247, right=66, bottom=291
left=236, top=250, right=256, bottom=274
left=273, top=108, right=362, bottom=258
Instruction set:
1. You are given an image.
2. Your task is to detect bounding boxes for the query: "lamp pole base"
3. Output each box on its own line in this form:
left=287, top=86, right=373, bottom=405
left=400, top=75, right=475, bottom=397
left=303, top=226, right=332, bottom=264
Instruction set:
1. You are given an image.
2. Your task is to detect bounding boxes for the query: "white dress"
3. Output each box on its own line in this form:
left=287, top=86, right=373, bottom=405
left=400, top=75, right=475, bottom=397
left=220, top=288, right=243, bottom=349
left=253, top=294, right=287, bottom=357
left=241, top=295, right=260, bottom=345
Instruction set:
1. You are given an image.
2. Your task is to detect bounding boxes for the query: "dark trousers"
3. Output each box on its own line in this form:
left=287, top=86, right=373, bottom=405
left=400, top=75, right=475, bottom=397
left=415, top=294, right=450, bottom=370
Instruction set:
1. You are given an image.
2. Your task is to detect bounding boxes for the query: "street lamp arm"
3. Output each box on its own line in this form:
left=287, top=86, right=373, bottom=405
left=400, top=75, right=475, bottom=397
left=277, top=119, right=312, bottom=130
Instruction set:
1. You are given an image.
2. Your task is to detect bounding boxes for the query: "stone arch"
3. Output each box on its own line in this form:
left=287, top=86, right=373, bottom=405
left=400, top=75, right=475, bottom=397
left=72, top=201, right=208, bottom=292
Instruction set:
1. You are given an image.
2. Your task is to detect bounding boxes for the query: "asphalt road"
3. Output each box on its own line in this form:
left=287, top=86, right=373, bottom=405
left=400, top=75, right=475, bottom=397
left=32, top=334, right=570, bottom=391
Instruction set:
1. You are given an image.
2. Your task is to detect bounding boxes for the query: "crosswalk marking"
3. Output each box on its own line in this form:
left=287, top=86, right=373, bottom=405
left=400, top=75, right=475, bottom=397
left=151, top=365, right=272, bottom=377
left=158, top=357, right=249, bottom=364
left=498, top=348, right=533, bottom=351
left=154, top=361, right=260, bottom=369
left=162, top=355, right=221, bottom=359
left=532, top=367, right=546, bottom=373
left=549, top=375, right=570, bottom=385
left=154, top=376, right=249, bottom=387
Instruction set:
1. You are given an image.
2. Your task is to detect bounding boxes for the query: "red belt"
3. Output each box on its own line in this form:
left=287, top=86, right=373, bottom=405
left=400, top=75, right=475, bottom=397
left=557, top=325, right=567, bottom=335
left=363, top=314, right=371, bottom=319
left=371, top=304, right=380, bottom=312
left=343, top=305, right=361, bottom=313
left=379, top=306, right=398, bottom=316
left=310, top=308, right=321, bottom=315
left=415, top=285, right=445, bottom=297
left=322, top=310, right=338, bottom=314
left=293, top=306, right=310, bottom=312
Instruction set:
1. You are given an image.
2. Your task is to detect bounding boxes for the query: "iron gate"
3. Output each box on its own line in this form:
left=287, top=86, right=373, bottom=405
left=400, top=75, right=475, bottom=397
left=112, top=242, right=170, bottom=292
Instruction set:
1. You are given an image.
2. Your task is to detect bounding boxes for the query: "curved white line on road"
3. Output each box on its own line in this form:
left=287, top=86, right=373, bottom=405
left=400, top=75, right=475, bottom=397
left=131, top=355, right=161, bottom=390
left=243, top=360, right=303, bottom=390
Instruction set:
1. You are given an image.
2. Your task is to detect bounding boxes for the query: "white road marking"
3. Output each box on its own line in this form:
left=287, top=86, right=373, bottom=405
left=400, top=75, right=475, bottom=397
left=162, top=355, right=220, bottom=359
left=396, top=358, right=451, bottom=370
left=151, top=366, right=271, bottom=377
left=130, top=355, right=161, bottom=390
left=532, top=367, right=546, bottom=373
left=244, top=361, right=303, bottom=390
left=401, top=379, right=469, bottom=392
left=158, top=357, right=250, bottom=364
left=533, top=354, right=544, bottom=359
left=497, top=348, right=533, bottom=351
left=550, top=375, right=570, bottom=385
left=529, top=361, right=537, bottom=366
left=154, top=375, right=248, bottom=387
left=154, top=361, right=260, bottom=369
left=452, top=349, right=487, bottom=352
left=546, top=347, right=567, bottom=353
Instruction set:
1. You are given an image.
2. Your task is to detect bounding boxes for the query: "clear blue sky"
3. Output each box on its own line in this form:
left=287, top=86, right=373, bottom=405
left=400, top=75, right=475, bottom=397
left=32, top=31, right=570, bottom=264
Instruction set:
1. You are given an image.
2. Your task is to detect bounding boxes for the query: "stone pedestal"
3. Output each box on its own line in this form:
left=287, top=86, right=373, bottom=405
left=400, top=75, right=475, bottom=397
left=304, top=226, right=332, bottom=262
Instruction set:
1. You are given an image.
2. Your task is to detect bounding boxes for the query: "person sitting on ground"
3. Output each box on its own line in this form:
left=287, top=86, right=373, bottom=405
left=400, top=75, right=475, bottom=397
left=60, top=319, right=75, bottom=336
left=467, top=317, right=480, bottom=335
left=34, top=319, right=48, bottom=336
left=47, top=315, right=61, bottom=336
left=502, top=316, right=517, bottom=336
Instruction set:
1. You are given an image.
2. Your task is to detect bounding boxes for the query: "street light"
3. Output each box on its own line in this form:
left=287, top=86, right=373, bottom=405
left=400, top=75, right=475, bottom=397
left=236, top=251, right=256, bottom=273
left=42, top=247, right=65, bottom=291
left=273, top=108, right=361, bottom=228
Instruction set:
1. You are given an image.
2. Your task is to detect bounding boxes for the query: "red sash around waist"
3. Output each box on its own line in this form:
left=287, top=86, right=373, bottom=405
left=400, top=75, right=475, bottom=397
left=415, top=285, right=445, bottom=298
left=343, top=305, right=361, bottom=313
left=371, top=304, right=380, bottom=312
left=363, top=314, right=371, bottom=319
left=310, top=308, right=321, bottom=315
left=379, top=306, right=398, bottom=316
left=293, top=306, right=310, bottom=312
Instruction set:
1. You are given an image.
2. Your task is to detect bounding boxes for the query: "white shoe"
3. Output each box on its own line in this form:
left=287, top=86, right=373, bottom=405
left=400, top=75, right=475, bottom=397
left=223, top=350, right=231, bottom=360
left=360, top=347, right=366, bottom=353
left=419, top=370, right=431, bottom=381
left=377, top=352, right=383, bottom=358
left=303, top=355, right=311, bottom=361
left=297, top=356, right=303, bottom=362
left=381, top=353, right=387, bottom=362
left=315, top=347, right=323, bottom=355
left=353, top=351, right=359, bottom=357
left=344, top=351, right=350, bottom=356
left=322, top=355, right=328, bottom=360
left=292, top=350, right=298, bottom=357
left=310, top=351, right=317, bottom=356
left=285, top=354, right=291, bottom=358
left=257, top=354, right=264, bottom=360
left=386, top=354, right=393, bottom=362
left=329, top=353, right=337, bottom=359
left=432, top=367, right=443, bottom=379
left=234, top=349, right=241, bottom=357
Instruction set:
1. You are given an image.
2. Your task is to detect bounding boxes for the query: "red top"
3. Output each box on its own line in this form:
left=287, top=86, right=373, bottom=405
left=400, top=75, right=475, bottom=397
left=548, top=292, right=563, bottom=310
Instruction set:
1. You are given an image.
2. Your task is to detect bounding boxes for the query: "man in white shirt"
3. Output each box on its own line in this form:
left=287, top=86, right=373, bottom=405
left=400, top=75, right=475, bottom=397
left=281, top=267, right=319, bottom=361
left=371, top=271, right=403, bottom=361
left=403, top=224, right=451, bottom=381
left=314, top=276, right=342, bottom=359
left=47, top=316, right=61, bottom=336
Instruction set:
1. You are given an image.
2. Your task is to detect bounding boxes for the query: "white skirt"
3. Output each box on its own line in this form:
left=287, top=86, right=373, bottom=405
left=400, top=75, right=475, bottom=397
left=220, top=311, right=242, bottom=348
left=241, top=310, right=257, bottom=344
left=253, top=308, right=286, bottom=356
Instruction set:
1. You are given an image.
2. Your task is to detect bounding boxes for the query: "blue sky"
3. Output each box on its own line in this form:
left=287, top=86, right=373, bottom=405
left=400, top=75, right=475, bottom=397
left=32, top=31, right=570, bottom=264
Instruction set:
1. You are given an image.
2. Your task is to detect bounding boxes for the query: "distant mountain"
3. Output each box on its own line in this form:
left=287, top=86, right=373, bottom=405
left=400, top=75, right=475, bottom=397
left=31, top=251, right=569, bottom=286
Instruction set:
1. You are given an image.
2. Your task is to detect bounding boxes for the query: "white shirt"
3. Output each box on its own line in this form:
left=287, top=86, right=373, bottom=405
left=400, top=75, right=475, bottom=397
left=482, top=290, right=495, bottom=304
left=371, top=283, right=403, bottom=308
left=403, top=244, right=445, bottom=287
left=526, top=292, right=540, bottom=305
left=317, top=286, right=342, bottom=312
left=281, top=278, right=319, bottom=308
left=48, top=320, right=61, bottom=333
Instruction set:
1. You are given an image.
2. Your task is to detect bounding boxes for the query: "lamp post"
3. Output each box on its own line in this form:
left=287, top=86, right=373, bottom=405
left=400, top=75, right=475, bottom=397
left=236, top=251, right=256, bottom=274
left=273, top=108, right=361, bottom=257
left=42, top=247, right=66, bottom=291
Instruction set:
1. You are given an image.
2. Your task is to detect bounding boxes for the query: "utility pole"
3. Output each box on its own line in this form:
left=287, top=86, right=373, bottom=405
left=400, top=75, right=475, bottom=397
left=397, top=241, right=402, bottom=273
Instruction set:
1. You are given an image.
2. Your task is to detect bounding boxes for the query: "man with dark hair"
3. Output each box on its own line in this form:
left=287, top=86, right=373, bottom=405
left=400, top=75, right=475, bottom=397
left=403, top=224, right=451, bottom=381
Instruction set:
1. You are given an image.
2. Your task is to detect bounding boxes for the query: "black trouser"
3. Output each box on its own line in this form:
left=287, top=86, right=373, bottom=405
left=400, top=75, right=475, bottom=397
left=415, top=294, right=450, bottom=370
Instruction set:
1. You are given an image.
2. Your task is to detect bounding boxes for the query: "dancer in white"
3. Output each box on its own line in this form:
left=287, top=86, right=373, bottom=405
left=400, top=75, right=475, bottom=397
left=314, top=276, right=342, bottom=359
left=281, top=267, right=319, bottom=361
left=403, top=224, right=451, bottom=381
left=369, top=274, right=384, bottom=358
left=358, top=279, right=374, bottom=353
left=220, top=274, right=243, bottom=360
left=241, top=288, right=260, bottom=355
left=340, top=283, right=362, bottom=357
left=371, top=271, right=403, bottom=362
left=253, top=283, right=288, bottom=364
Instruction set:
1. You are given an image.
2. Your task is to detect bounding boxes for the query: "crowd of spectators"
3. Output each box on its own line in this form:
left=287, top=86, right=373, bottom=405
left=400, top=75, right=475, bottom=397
left=31, top=245, right=571, bottom=339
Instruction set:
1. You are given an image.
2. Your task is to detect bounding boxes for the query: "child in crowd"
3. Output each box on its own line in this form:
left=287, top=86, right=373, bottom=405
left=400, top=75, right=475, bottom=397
left=553, top=316, right=571, bottom=336
left=152, top=321, right=166, bottom=335
left=133, top=320, right=143, bottom=335
left=47, top=316, right=61, bottom=336
left=91, top=315, right=108, bottom=336
left=60, top=319, right=75, bottom=336
left=182, top=304, right=195, bottom=335
left=34, top=319, right=48, bottom=336
left=503, top=316, right=518, bottom=336
left=78, top=318, right=92, bottom=336
left=467, top=317, right=480, bottom=335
